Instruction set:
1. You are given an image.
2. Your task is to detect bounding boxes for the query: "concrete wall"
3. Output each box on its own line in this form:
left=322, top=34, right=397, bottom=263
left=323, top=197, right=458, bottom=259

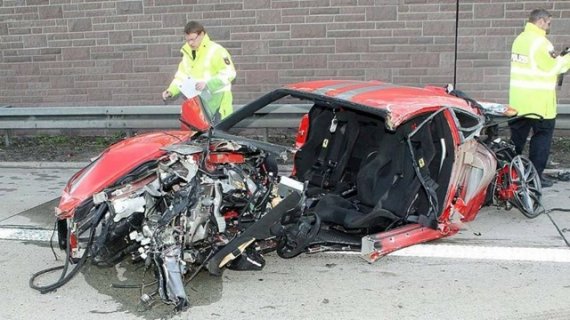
left=1, top=0, right=570, bottom=107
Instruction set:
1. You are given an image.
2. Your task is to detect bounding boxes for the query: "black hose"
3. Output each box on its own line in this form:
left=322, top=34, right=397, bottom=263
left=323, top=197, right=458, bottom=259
left=30, top=221, right=73, bottom=293
left=545, top=208, right=570, bottom=213
left=29, top=203, right=107, bottom=294
left=49, top=220, right=60, bottom=261
left=112, top=280, right=157, bottom=289
left=545, top=209, right=570, bottom=247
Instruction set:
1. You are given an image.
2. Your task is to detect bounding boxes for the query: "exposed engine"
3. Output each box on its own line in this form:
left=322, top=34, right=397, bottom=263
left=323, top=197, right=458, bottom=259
left=68, top=138, right=279, bottom=310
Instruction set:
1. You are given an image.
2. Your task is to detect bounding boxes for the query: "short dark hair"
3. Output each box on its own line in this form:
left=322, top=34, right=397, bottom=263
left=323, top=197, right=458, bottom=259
left=529, top=9, right=552, bottom=23
left=184, top=21, right=205, bottom=35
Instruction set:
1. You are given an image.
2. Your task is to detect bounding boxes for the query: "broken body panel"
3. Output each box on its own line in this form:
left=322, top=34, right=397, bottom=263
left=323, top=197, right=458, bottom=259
left=47, top=80, right=521, bottom=310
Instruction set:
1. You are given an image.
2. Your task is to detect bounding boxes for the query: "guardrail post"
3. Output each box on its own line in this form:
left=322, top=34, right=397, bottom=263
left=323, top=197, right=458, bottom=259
left=0, top=105, right=11, bottom=146
left=3, top=130, right=10, bottom=147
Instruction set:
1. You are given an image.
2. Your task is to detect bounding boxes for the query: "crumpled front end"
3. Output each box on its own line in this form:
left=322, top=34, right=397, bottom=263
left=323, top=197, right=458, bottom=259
left=54, top=135, right=281, bottom=310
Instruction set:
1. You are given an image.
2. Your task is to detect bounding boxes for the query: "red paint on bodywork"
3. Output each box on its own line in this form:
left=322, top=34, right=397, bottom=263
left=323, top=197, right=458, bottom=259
left=363, top=223, right=457, bottom=262
left=294, top=114, right=309, bottom=149
left=57, top=131, right=193, bottom=219
left=180, top=97, right=210, bottom=131
left=207, top=152, right=245, bottom=164
left=495, top=165, right=517, bottom=201
left=287, top=80, right=475, bottom=129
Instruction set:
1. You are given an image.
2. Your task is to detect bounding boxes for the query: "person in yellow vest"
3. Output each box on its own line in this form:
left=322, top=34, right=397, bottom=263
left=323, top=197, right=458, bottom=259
left=162, top=21, right=236, bottom=122
left=509, top=8, right=570, bottom=188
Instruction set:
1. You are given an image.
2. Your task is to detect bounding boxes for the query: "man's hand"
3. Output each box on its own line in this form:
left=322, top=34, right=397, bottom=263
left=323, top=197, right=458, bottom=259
left=162, top=90, right=172, bottom=101
left=195, top=81, right=207, bottom=91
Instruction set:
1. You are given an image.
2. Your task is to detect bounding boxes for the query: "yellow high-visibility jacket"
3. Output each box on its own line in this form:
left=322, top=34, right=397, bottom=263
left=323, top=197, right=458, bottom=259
left=510, top=22, right=570, bottom=119
left=167, top=34, right=236, bottom=119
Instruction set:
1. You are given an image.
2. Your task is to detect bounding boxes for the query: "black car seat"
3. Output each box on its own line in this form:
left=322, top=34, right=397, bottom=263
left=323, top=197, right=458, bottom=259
left=294, top=106, right=360, bottom=190
left=314, top=130, right=403, bottom=229
left=314, top=119, right=439, bottom=230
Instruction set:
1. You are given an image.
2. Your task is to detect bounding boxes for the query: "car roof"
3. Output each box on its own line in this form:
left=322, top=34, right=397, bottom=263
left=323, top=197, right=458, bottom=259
left=285, top=80, right=477, bottom=128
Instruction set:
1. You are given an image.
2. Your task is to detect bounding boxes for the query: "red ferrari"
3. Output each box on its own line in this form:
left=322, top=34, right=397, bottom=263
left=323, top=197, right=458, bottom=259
left=31, top=80, right=542, bottom=310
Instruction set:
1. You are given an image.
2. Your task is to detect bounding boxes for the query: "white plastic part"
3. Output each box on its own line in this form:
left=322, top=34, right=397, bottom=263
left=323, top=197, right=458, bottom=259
left=277, top=176, right=304, bottom=198
left=92, top=191, right=108, bottom=205
left=112, top=197, right=146, bottom=222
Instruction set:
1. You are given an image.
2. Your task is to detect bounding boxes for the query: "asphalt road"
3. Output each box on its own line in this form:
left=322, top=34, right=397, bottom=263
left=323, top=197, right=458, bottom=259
left=0, top=162, right=569, bottom=320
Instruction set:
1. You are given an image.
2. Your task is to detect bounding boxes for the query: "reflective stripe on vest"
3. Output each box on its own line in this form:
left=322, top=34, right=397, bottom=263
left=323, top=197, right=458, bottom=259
left=509, top=79, right=556, bottom=90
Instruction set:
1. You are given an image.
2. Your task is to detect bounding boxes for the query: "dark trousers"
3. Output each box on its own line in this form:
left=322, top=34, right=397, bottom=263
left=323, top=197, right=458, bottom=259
left=508, top=118, right=555, bottom=176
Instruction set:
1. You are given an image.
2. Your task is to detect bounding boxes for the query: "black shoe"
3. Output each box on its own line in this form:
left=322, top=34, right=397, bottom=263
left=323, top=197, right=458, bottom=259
left=541, top=175, right=554, bottom=188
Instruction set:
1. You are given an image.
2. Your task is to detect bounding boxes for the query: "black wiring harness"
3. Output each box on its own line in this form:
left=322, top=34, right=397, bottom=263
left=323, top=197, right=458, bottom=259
left=29, top=203, right=107, bottom=294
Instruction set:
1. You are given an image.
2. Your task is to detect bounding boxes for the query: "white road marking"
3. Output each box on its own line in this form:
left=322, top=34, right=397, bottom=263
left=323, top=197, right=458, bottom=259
left=0, top=227, right=54, bottom=242
left=335, top=244, right=570, bottom=263
left=2, top=227, right=569, bottom=263
left=389, top=244, right=570, bottom=263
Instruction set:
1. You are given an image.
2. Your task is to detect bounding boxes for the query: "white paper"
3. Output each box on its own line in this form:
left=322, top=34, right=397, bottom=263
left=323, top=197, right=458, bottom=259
left=178, top=77, right=200, bottom=99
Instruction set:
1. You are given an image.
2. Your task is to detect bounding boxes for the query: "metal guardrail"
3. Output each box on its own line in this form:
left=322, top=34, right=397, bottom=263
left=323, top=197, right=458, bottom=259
left=2, top=103, right=570, bottom=146
left=555, top=105, right=570, bottom=129
left=0, top=104, right=309, bottom=146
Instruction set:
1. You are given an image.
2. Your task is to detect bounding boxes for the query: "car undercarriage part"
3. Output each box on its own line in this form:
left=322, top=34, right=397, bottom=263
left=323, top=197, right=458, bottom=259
left=361, top=223, right=449, bottom=263
left=206, top=191, right=302, bottom=275
left=486, top=132, right=545, bottom=219
left=497, top=155, right=544, bottom=218
left=33, top=138, right=282, bottom=311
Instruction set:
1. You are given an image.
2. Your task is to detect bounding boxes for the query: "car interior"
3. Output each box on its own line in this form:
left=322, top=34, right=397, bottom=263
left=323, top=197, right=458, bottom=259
left=292, top=103, right=456, bottom=238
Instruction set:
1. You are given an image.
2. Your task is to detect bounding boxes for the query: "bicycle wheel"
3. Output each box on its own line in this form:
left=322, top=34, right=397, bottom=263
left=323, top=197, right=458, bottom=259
left=508, top=155, right=543, bottom=218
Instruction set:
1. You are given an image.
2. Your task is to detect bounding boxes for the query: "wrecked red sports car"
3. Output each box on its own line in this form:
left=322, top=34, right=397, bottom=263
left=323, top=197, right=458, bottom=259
left=30, top=80, right=542, bottom=310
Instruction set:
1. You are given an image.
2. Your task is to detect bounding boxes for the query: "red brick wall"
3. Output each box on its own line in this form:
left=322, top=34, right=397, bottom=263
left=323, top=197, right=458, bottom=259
left=1, top=0, right=570, bottom=106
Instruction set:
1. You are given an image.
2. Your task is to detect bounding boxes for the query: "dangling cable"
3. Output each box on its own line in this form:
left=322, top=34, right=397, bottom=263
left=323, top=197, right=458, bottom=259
left=29, top=203, right=108, bottom=293
left=545, top=209, right=570, bottom=247
left=49, top=220, right=60, bottom=261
